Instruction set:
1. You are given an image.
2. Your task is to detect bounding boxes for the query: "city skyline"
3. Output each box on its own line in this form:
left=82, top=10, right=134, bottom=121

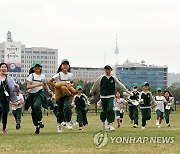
left=0, top=0, right=179, bottom=73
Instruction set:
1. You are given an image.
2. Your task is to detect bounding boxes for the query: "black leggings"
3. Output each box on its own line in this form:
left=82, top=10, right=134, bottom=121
left=0, top=110, right=8, bottom=130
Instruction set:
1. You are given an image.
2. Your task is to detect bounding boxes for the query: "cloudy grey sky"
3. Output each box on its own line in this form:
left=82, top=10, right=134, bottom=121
left=0, top=0, right=180, bottom=73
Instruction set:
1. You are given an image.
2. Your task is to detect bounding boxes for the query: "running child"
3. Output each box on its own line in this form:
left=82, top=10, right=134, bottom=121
left=139, top=82, right=155, bottom=129
left=90, top=65, right=130, bottom=131
left=114, top=91, right=127, bottom=128
left=26, top=60, right=52, bottom=134
left=49, top=59, right=75, bottom=133
left=128, top=83, right=140, bottom=128
left=154, top=88, right=167, bottom=128
left=72, top=85, right=90, bottom=130
left=0, top=63, right=18, bottom=135
left=11, top=87, right=24, bottom=129
left=164, top=90, right=174, bottom=127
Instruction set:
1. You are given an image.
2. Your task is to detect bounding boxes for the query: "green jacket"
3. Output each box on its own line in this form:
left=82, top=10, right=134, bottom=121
left=139, top=91, right=155, bottom=109
left=74, top=94, right=89, bottom=111
left=128, top=91, right=140, bottom=106
left=91, top=75, right=128, bottom=98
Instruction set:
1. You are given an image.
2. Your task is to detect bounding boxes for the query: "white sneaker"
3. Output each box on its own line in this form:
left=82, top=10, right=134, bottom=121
left=156, top=120, right=159, bottom=126
left=108, top=123, right=115, bottom=131
left=158, top=125, right=161, bottom=128
left=141, top=126, right=145, bottom=129
left=102, top=122, right=106, bottom=130
left=70, top=120, right=74, bottom=126
left=133, top=124, right=138, bottom=128
left=61, top=121, right=66, bottom=126
left=57, top=123, right=63, bottom=133
left=66, top=122, right=73, bottom=130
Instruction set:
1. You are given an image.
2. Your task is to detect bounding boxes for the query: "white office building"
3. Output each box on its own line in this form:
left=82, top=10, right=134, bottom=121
left=71, top=67, right=104, bottom=83
left=0, top=31, right=58, bottom=83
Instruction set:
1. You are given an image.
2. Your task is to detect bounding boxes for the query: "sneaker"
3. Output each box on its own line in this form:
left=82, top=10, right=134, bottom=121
left=167, top=123, right=171, bottom=127
left=118, top=125, right=120, bottom=128
left=133, top=124, right=138, bottom=128
left=16, top=124, right=21, bottom=130
left=156, top=120, right=159, bottom=126
left=131, top=120, right=134, bottom=124
left=108, top=123, right=115, bottom=131
left=2, top=129, right=8, bottom=135
left=61, top=121, right=66, bottom=126
left=66, top=122, right=73, bottom=130
left=57, top=123, right=63, bottom=133
left=70, top=120, right=74, bottom=126
left=35, top=126, right=40, bottom=134
left=79, top=126, right=83, bottom=130
left=102, top=122, right=107, bottom=130
left=141, top=127, right=145, bottom=129
left=158, top=125, right=161, bottom=128
left=38, top=122, right=44, bottom=128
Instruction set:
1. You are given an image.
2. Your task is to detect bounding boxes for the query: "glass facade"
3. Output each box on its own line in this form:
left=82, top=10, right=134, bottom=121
left=116, top=66, right=168, bottom=89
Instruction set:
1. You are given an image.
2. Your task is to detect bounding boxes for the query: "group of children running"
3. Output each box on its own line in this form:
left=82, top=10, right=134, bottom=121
left=113, top=82, right=174, bottom=129
left=0, top=59, right=174, bottom=135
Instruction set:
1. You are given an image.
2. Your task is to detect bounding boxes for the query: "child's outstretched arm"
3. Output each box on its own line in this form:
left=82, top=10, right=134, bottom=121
left=90, top=76, right=103, bottom=94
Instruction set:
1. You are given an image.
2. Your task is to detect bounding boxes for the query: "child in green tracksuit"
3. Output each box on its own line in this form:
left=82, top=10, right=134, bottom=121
left=49, top=59, right=75, bottom=133
left=26, top=60, right=52, bottom=134
left=128, top=83, right=140, bottom=128
left=90, top=65, right=130, bottom=131
left=139, top=82, right=155, bottom=129
left=164, top=90, right=174, bottom=127
left=11, top=88, right=24, bottom=129
left=72, top=85, right=90, bottom=130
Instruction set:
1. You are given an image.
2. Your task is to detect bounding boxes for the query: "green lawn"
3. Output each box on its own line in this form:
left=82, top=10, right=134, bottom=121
left=0, top=112, right=180, bottom=154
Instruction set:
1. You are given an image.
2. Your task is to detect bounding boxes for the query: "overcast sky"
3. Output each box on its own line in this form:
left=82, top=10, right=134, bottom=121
left=0, top=0, right=180, bottom=73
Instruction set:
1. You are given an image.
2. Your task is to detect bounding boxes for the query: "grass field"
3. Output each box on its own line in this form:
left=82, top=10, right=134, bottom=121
left=0, top=112, right=180, bottom=154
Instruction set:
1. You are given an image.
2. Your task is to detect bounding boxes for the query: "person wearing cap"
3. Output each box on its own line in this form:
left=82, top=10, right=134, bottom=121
left=128, top=83, right=140, bottom=128
left=11, top=86, right=24, bottom=129
left=164, top=90, right=174, bottom=127
left=90, top=65, right=130, bottom=131
left=72, top=85, right=90, bottom=130
left=26, top=60, right=52, bottom=134
left=139, top=82, right=155, bottom=129
left=154, top=88, right=167, bottom=128
left=49, top=59, right=75, bottom=132
left=0, top=63, right=18, bottom=135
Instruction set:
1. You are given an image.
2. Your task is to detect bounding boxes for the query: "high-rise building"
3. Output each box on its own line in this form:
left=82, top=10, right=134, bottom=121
left=0, top=31, right=58, bottom=83
left=115, top=60, right=168, bottom=89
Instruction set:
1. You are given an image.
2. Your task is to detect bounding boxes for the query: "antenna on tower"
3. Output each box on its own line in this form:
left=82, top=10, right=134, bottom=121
left=114, top=34, right=119, bottom=65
